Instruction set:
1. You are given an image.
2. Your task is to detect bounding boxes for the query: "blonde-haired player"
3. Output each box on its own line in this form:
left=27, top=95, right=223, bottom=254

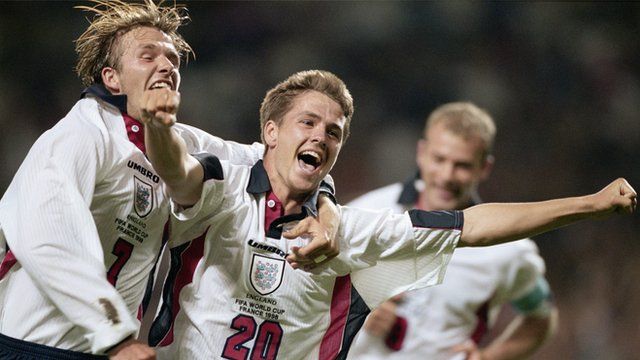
left=0, top=1, right=337, bottom=359
left=347, top=102, right=559, bottom=360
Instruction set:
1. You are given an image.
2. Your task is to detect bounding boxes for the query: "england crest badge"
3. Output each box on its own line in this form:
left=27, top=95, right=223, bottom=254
left=133, top=176, right=154, bottom=218
left=250, top=253, right=285, bottom=296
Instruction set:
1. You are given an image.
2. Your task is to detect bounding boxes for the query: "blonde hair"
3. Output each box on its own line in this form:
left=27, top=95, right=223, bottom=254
left=75, top=0, right=194, bottom=86
left=259, top=70, right=354, bottom=143
left=425, top=102, right=496, bottom=158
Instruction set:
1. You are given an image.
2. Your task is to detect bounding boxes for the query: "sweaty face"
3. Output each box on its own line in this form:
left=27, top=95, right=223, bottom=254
left=108, top=26, right=181, bottom=120
left=416, top=122, right=490, bottom=211
left=263, top=90, right=345, bottom=202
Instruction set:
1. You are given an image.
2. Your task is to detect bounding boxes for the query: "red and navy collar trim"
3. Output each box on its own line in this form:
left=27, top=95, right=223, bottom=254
left=246, top=160, right=320, bottom=218
left=82, top=84, right=146, bottom=153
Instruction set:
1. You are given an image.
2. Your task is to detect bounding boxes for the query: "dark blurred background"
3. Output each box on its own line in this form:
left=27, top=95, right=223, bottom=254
left=1, top=1, right=638, bottom=359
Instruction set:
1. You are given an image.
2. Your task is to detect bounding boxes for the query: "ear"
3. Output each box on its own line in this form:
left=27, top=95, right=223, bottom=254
left=101, top=67, right=121, bottom=94
left=263, top=120, right=279, bottom=148
left=480, top=154, right=495, bottom=181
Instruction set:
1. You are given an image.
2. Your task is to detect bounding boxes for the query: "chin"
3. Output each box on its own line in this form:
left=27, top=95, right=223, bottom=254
left=291, top=179, right=320, bottom=195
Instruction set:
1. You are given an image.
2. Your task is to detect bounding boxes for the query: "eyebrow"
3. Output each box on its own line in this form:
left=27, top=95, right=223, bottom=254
left=298, top=111, right=322, bottom=119
left=138, top=43, right=180, bottom=61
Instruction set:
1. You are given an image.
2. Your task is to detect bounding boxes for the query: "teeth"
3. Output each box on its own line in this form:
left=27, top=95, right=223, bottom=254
left=151, top=82, right=170, bottom=89
left=301, top=150, right=320, bottom=161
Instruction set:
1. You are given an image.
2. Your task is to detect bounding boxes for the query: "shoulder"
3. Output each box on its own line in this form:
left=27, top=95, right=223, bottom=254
left=347, top=182, right=403, bottom=208
left=38, top=98, right=111, bottom=148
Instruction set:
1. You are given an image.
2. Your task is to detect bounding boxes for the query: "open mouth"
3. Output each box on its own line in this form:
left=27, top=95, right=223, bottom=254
left=297, top=150, right=322, bottom=172
left=149, top=81, right=172, bottom=90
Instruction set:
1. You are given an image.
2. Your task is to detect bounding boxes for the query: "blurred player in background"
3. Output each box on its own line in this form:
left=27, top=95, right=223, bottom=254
left=347, top=102, right=558, bottom=360
left=0, top=1, right=338, bottom=359
left=141, top=69, right=635, bottom=359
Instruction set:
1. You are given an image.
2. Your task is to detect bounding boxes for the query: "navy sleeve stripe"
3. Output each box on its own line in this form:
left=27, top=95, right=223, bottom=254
left=192, top=153, right=224, bottom=181
left=408, top=209, right=463, bottom=230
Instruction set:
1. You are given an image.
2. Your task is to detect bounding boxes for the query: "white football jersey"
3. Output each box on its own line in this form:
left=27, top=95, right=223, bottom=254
left=346, top=180, right=552, bottom=360
left=0, top=85, right=263, bottom=354
left=150, top=159, right=463, bottom=360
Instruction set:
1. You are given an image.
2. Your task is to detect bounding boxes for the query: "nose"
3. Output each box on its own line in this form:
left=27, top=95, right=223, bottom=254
left=441, top=162, right=456, bottom=182
left=310, top=126, right=327, bottom=148
left=158, top=56, right=176, bottom=75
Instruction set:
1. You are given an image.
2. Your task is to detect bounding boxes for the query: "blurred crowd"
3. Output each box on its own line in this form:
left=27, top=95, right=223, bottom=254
left=1, top=2, right=638, bottom=359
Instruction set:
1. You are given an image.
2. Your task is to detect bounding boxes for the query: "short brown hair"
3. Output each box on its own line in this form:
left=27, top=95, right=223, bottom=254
left=425, top=102, right=496, bottom=158
left=259, top=70, right=354, bottom=143
left=75, top=0, right=194, bottom=86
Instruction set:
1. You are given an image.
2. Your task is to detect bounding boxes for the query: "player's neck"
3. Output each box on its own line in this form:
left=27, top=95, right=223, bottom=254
left=416, top=192, right=472, bottom=211
left=271, top=186, right=305, bottom=215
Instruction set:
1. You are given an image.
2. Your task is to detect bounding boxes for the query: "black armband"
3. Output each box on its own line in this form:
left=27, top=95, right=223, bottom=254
left=192, top=153, right=224, bottom=181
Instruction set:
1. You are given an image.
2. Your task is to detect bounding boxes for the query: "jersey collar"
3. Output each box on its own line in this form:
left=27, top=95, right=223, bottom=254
left=246, top=160, right=320, bottom=217
left=397, top=170, right=421, bottom=207
left=81, top=84, right=128, bottom=114
left=397, top=169, right=481, bottom=209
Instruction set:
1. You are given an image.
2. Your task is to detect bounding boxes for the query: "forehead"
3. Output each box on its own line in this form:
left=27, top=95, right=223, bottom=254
left=426, top=123, right=486, bottom=160
left=287, top=90, right=345, bottom=122
left=118, top=26, right=177, bottom=53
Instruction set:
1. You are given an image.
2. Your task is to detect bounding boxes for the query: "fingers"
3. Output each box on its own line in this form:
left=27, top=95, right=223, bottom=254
left=616, top=178, right=637, bottom=214
left=286, top=238, right=338, bottom=270
left=141, top=88, right=180, bottom=127
left=450, top=339, right=479, bottom=359
left=364, top=301, right=398, bottom=338
left=108, top=338, right=156, bottom=360
left=284, top=218, right=338, bottom=270
left=619, top=178, right=636, bottom=196
left=389, top=292, right=405, bottom=303
left=283, top=217, right=312, bottom=239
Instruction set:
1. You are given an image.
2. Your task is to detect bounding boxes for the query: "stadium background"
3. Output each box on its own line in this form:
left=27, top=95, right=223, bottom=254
left=1, top=2, right=638, bottom=358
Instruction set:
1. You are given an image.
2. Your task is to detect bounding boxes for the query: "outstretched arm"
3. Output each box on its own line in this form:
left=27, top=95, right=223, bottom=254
left=140, top=88, right=203, bottom=207
left=460, top=178, right=636, bottom=246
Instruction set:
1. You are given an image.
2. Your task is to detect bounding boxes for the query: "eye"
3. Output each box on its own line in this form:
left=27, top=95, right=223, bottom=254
left=456, top=162, right=474, bottom=171
left=431, top=154, right=446, bottom=164
left=300, top=119, right=314, bottom=126
left=328, top=129, right=341, bottom=140
left=168, top=54, right=180, bottom=67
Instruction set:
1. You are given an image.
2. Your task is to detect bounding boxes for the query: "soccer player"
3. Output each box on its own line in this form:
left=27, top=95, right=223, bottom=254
left=0, top=1, right=338, bottom=359
left=141, top=70, right=636, bottom=359
left=346, top=102, right=558, bottom=360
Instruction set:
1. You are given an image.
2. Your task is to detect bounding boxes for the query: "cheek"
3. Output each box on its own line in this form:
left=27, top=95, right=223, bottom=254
left=422, top=161, right=440, bottom=177
left=454, top=170, right=477, bottom=185
left=173, top=73, right=182, bottom=89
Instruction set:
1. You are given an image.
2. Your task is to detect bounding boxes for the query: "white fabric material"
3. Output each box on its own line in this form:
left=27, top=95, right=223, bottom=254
left=156, top=161, right=461, bottom=360
left=346, top=182, right=549, bottom=360
left=0, top=96, right=263, bottom=354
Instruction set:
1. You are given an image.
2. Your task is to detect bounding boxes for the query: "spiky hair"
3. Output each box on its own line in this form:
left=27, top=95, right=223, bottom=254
left=74, top=0, right=194, bottom=86
left=260, top=70, right=354, bottom=143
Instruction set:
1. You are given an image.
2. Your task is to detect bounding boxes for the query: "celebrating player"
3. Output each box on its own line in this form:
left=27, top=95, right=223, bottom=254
left=347, top=102, right=558, bottom=360
left=0, top=1, right=338, bottom=359
left=141, top=70, right=636, bottom=359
